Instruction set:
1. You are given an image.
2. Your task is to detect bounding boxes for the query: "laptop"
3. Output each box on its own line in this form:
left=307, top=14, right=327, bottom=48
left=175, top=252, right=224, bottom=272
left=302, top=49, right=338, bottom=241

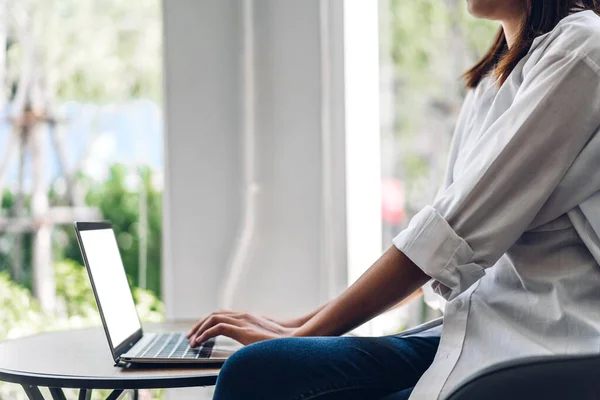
left=74, top=221, right=239, bottom=366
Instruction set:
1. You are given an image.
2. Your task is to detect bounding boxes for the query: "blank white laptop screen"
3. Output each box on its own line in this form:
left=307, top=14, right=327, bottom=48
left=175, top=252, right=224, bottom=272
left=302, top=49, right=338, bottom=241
left=79, top=229, right=141, bottom=348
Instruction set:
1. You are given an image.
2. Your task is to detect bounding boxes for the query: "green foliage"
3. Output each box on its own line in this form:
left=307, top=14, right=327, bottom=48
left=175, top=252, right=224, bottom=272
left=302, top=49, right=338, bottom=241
left=58, top=164, right=163, bottom=298
left=133, top=286, right=165, bottom=324
left=0, top=261, right=164, bottom=399
left=0, top=191, right=34, bottom=288
left=388, top=0, right=497, bottom=101
left=2, top=163, right=163, bottom=300
left=458, top=6, right=502, bottom=56
left=1, top=259, right=163, bottom=341
left=386, top=0, right=497, bottom=212
left=93, top=165, right=163, bottom=298
left=54, top=259, right=164, bottom=323
left=7, top=0, right=162, bottom=102
left=54, top=259, right=98, bottom=318
left=1, top=0, right=164, bottom=394
left=0, top=271, right=47, bottom=341
left=0, top=190, right=13, bottom=209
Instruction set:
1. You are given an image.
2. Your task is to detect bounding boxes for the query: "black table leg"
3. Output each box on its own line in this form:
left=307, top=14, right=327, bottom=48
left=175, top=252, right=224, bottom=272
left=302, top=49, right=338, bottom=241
left=106, top=389, right=124, bottom=400
left=21, top=385, right=141, bottom=400
left=79, top=388, right=92, bottom=400
left=50, top=387, right=68, bottom=400
left=21, top=385, right=44, bottom=400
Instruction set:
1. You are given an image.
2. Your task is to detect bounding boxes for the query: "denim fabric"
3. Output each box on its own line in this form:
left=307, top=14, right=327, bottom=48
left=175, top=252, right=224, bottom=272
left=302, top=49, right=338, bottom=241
left=212, top=335, right=440, bottom=400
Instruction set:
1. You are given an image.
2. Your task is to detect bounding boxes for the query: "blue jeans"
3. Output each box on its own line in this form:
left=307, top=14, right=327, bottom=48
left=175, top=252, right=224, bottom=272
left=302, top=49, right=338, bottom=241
left=213, top=334, right=440, bottom=400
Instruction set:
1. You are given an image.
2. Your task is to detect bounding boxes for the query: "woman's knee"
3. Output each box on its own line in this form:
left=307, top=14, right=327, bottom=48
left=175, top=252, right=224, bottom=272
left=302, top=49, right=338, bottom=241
left=214, top=338, right=295, bottom=397
left=218, top=341, right=265, bottom=380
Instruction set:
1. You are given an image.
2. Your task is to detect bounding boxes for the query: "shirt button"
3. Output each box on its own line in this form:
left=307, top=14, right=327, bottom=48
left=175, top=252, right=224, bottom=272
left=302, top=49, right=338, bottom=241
left=454, top=299, right=464, bottom=309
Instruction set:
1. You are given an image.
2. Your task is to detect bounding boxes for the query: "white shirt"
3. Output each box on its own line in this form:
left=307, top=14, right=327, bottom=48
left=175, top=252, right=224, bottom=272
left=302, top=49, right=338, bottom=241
left=421, top=280, right=446, bottom=312
left=392, top=10, right=600, bottom=399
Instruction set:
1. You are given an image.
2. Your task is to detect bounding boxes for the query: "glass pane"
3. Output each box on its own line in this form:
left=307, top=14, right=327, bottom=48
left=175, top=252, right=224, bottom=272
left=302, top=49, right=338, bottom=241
left=0, top=1, right=164, bottom=397
left=375, top=0, right=496, bottom=335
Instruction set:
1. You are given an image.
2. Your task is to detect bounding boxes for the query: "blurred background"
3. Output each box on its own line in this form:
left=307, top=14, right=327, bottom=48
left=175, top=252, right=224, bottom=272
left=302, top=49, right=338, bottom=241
left=0, top=1, right=495, bottom=399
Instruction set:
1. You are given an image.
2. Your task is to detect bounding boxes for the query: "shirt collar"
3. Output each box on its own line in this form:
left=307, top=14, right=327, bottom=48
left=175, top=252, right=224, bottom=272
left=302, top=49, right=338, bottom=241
left=529, top=10, right=595, bottom=53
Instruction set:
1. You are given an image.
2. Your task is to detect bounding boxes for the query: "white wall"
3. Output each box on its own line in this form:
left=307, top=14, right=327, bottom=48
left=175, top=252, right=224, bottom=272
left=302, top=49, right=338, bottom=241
left=162, top=0, right=353, bottom=330
left=162, top=0, right=380, bottom=397
left=162, top=0, right=242, bottom=322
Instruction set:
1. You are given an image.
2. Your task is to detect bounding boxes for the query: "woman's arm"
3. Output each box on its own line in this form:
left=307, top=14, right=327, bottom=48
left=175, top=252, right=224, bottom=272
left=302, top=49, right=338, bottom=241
left=188, top=246, right=429, bottom=345
left=269, top=286, right=423, bottom=329
left=293, top=246, right=430, bottom=337
left=265, top=303, right=329, bottom=328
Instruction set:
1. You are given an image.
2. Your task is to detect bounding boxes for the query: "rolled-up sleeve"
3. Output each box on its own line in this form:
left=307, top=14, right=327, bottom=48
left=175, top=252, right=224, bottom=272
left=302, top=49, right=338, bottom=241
left=394, top=50, right=600, bottom=301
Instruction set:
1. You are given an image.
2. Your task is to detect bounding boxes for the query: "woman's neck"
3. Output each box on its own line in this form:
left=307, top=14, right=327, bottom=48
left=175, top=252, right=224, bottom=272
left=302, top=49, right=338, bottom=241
left=502, top=19, right=522, bottom=49
left=501, top=4, right=527, bottom=49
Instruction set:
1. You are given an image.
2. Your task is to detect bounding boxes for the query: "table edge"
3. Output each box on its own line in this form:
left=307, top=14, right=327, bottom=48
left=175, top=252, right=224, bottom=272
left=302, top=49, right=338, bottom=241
left=0, top=367, right=218, bottom=390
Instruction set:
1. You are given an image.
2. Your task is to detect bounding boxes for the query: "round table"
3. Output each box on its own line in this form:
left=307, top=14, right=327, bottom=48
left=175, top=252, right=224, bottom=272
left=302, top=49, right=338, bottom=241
left=0, top=321, right=221, bottom=400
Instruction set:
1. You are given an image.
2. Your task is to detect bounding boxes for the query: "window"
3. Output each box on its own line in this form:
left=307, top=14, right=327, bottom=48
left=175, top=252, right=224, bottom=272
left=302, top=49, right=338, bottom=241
left=375, top=0, right=496, bottom=334
left=0, top=1, right=163, bottom=397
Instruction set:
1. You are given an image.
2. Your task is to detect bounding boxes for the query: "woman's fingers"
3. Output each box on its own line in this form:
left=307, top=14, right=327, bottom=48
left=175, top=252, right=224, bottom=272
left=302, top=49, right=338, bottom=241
left=195, top=323, right=245, bottom=345
left=186, top=309, right=235, bottom=338
left=189, top=314, right=244, bottom=346
left=195, top=323, right=276, bottom=346
left=243, top=313, right=286, bottom=333
left=187, top=310, right=294, bottom=347
left=189, top=312, right=252, bottom=344
left=186, top=321, right=204, bottom=338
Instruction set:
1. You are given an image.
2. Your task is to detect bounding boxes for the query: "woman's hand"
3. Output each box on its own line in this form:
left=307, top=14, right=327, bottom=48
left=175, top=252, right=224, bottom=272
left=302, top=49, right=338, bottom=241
left=186, top=247, right=428, bottom=345
left=186, top=310, right=296, bottom=346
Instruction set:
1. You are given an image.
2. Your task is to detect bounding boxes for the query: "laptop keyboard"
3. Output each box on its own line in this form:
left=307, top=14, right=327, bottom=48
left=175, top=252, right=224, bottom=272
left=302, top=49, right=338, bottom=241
left=134, top=333, right=214, bottom=359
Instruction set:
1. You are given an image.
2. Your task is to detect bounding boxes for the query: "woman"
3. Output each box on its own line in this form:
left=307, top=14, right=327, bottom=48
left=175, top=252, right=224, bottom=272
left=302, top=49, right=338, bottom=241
left=187, top=1, right=600, bottom=398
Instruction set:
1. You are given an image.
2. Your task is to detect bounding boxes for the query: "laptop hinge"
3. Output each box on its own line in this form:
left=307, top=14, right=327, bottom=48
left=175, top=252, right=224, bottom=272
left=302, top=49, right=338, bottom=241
left=114, top=357, right=130, bottom=368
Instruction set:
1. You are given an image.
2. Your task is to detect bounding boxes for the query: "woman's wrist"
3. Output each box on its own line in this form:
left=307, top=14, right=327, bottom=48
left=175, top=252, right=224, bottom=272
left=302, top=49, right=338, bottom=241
left=290, top=324, right=316, bottom=338
left=283, top=303, right=330, bottom=329
left=288, top=310, right=332, bottom=337
left=280, top=317, right=307, bottom=329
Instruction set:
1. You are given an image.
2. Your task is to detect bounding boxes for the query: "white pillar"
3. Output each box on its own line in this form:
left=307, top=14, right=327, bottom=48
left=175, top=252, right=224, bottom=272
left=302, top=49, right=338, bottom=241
left=162, top=0, right=381, bottom=396
left=342, top=1, right=382, bottom=283
left=162, top=0, right=357, bottom=324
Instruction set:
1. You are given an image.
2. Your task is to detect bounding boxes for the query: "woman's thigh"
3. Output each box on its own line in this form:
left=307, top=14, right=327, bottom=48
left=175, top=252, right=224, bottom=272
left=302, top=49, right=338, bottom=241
left=213, top=335, right=440, bottom=400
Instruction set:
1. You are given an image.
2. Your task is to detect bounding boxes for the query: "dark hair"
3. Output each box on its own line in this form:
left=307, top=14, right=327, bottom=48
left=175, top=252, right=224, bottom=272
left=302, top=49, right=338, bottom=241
left=463, top=0, right=600, bottom=88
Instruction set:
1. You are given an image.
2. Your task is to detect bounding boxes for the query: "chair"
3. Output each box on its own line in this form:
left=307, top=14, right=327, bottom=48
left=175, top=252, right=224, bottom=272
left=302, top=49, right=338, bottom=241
left=445, top=352, right=600, bottom=400
left=397, top=317, right=600, bottom=400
